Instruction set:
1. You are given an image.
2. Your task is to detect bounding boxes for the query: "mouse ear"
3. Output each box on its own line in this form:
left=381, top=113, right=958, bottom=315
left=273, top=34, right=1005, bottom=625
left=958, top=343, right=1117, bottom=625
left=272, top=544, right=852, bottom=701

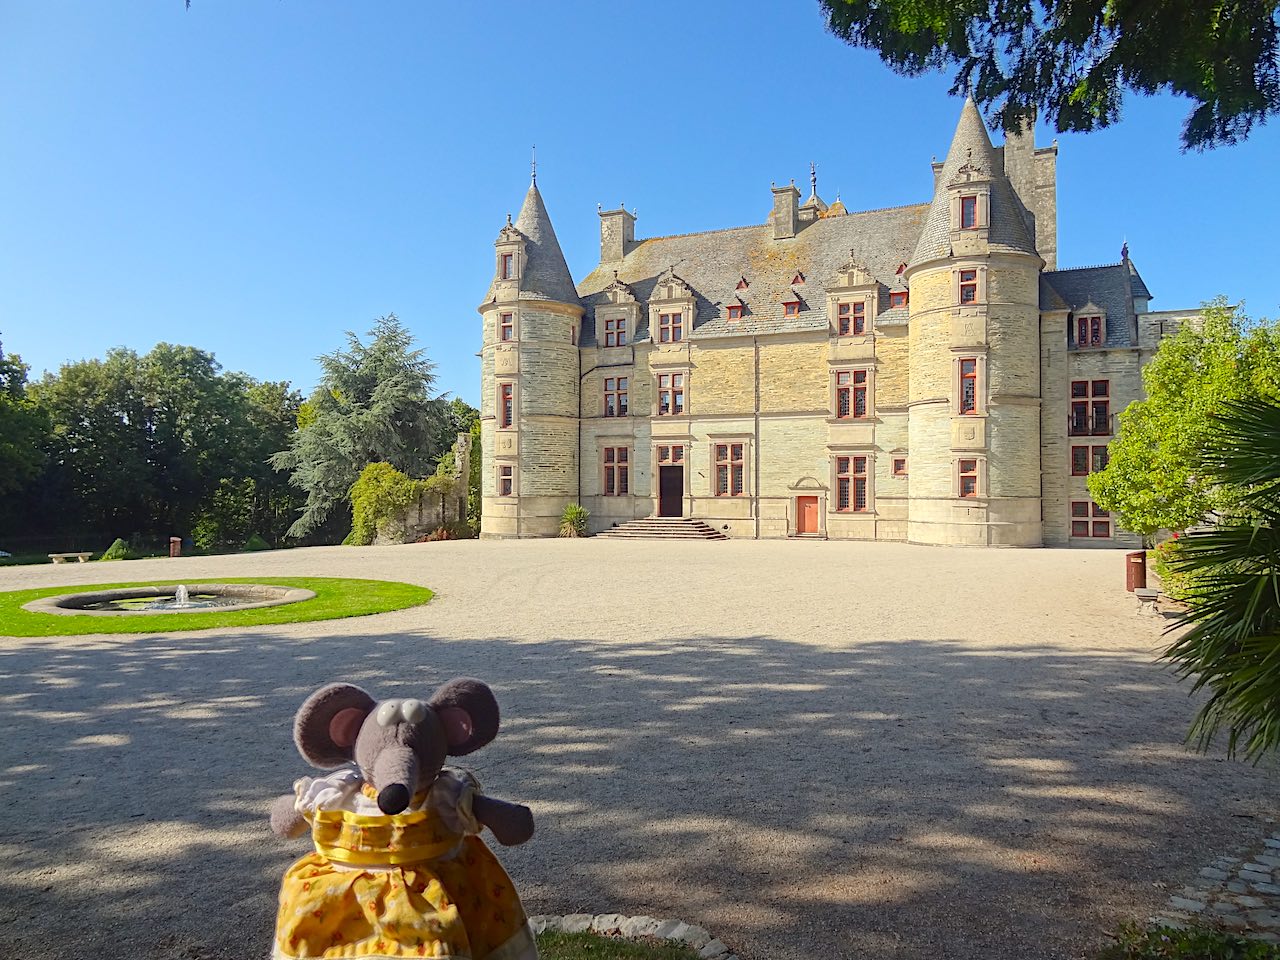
left=429, top=678, right=499, bottom=756
left=293, top=683, right=376, bottom=768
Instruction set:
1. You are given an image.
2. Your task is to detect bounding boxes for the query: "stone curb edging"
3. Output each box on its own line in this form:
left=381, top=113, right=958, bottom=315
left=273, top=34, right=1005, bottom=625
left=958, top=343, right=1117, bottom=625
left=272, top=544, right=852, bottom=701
left=1151, top=829, right=1280, bottom=942
left=529, top=913, right=737, bottom=960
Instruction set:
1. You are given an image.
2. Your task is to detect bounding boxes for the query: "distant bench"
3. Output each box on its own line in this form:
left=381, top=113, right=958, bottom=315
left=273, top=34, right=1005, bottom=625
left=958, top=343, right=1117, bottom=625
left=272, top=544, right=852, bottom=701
left=49, top=552, right=92, bottom=564
left=1135, top=588, right=1161, bottom=614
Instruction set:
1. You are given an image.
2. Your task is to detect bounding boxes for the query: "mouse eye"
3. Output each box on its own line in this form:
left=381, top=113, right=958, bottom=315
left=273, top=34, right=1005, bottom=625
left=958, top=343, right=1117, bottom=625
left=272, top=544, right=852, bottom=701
left=375, top=701, right=401, bottom=728
left=401, top=699, right=428, bottom=724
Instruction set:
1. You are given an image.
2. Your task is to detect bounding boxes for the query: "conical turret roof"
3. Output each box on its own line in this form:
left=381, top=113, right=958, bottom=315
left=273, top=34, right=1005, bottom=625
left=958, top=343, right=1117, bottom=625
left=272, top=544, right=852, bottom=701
left=507, top=181, right=580, bottom=304
left=908, top=98, right=1037, bottom=268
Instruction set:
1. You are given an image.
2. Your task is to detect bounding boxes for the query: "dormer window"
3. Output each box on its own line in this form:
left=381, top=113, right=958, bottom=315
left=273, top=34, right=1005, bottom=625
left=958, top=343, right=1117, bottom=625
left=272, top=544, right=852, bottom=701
left=658, top=312, right=683, bottom=343
left=1077, top=315, right=1104, bottom=347
left=604, top=316, right=627, bottom=347
left=890, top=291, right=908, bottom=309
left=727, top=304, right=743, bottom=321
left=791, top=272, right=805, bottom=285
left=783, top=300, right=800, bottom=317
left=836, top=302, right=866, bottom=335
left=960, top=196, right=978, bottom=229
left=501, top=254, right=515, bottom=279
left=736, top=277, right=749, bottom=290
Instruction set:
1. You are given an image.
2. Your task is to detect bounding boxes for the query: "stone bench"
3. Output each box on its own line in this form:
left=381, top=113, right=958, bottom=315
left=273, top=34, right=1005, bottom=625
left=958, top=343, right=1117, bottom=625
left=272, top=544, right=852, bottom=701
left=48, top=552, right=92, bottom=564
left=1135, top=587, right=1161, bottom=614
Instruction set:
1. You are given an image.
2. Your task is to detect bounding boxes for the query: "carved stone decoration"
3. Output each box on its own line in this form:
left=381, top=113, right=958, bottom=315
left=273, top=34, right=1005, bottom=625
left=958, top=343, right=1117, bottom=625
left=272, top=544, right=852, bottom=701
left=601, top=272, right=637, bottom=304
left=652, top=268, right=695, bottom=303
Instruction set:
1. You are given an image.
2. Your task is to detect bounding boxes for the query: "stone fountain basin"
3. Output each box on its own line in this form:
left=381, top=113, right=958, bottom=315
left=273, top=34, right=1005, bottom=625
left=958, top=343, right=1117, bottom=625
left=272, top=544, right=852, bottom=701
left=23, top=583, right=317, bottom=617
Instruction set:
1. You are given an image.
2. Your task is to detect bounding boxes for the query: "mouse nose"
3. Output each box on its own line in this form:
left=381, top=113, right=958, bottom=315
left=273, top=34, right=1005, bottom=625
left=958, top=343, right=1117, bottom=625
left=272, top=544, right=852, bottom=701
left=377, top=784, right=411, bottom=815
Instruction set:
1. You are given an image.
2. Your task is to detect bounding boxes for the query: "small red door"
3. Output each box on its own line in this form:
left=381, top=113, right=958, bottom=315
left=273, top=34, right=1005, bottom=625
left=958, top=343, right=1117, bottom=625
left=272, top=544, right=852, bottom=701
left=797, top=496, right=818, bottom=534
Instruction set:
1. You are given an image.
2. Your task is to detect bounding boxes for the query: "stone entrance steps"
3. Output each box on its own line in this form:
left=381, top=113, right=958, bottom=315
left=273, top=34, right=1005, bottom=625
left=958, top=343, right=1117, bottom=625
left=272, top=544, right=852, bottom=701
left=596, top=517, right=730, bottom=541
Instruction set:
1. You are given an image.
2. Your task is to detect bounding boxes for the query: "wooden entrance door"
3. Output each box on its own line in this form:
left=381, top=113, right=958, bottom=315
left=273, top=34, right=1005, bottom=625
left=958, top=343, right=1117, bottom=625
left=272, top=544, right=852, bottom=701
left=796, top=496, right=819, bottom=534
left=659, top=466, right=683, bottom=517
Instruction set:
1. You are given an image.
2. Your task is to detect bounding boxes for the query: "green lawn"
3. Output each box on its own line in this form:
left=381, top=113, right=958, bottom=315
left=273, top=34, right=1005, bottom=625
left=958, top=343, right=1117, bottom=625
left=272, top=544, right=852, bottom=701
left=537, top=931, right=702, bottom=960
left=1099, top=924, right=1280, bottom=959
left=0, top=577, right=431, bottom=636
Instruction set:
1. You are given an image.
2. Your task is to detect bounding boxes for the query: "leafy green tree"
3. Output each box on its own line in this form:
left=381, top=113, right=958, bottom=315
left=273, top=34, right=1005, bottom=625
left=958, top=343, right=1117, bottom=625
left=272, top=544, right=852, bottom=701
left=818, top=0, right=1280, bottom=149
left=1089, top=300, right=1280, bottom=539
left=0, top=334, right=48, bottom=499
left=1162, top=397, right=1280, bottom=761
left=272, top=315, right=447, bottom=539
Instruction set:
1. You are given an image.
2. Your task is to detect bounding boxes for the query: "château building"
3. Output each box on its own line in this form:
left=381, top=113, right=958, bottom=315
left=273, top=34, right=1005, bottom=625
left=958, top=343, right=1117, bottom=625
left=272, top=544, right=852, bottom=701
left=477, top=98, right=1199, bottom=546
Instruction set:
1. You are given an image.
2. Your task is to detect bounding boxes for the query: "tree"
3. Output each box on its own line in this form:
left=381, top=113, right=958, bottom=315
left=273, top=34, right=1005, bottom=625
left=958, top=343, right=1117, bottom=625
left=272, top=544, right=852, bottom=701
left=818, top=0, right=1280, bottom=149
left=0, top=334, right=48, bottom=499
left=272, top=315, right=447, bottom=539
left=1162, top=397, right=1280, bottom=761
left=1089, top=300, right=1280, bottom=538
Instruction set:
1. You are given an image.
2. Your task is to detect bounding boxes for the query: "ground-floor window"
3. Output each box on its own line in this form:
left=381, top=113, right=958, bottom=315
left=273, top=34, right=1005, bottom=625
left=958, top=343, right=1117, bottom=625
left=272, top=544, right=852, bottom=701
left=835, top=456, right=868, bottom=511
left=714, top=443, right=745, bottom=496
left=958, top=459, right=978, bottom=498
left=497, top=463, right=515, bottom=497
left=657, top=444, right=684, bottom=464
left=603, top=447, right=629, bottom=496
left=1071, top=500, right=1111, bottom=537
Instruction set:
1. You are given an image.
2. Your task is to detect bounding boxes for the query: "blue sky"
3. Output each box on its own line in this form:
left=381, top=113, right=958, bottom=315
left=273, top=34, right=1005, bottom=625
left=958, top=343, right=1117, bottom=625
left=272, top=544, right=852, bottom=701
left=2, top=1, right=1277, bottom=407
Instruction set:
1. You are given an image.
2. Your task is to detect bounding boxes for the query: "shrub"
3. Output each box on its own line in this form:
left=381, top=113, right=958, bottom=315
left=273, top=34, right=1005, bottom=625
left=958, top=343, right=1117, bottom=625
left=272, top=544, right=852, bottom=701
left=98, top=538, right=131, bottom=561
left=242, top=534, right=271, bottom=552
left=418, top=526, right=455, bottom=542
left=559, top=504, right=589, bottom=538
left=1098, top=922, right=1280, bottom=959
left=348, top=462, right=426, bottom=546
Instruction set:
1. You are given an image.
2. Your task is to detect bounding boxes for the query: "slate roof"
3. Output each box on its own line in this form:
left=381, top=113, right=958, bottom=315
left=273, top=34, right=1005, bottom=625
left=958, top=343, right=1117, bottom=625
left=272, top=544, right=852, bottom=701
left=909, top=97, right=1037, bottom=267
left=1041, top=261, right=1151, bottom=348
left=577, top=203, right=928, bottom=344
left=483, top=181, right=580, bottom=306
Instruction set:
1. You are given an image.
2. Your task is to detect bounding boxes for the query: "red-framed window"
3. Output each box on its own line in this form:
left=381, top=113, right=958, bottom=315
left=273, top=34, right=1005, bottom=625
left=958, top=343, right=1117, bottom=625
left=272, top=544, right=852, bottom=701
left=837, top=302, right=866, bottom=335
left=1070, top=500, right=1089, bottom=537
left=604, top=377, right=628, bottom=417
left=658, top=312, right=683, bottom=343
left=657, top=445, right=684, bottom=464
left=893, top=457, right=907, bottom=476
left=890, top=291, right=908, bottom=309
left=727, top=304, right=743, bottom=321
left=715, top=443, right=745, bottom=497
left=1092, top=445, right=1109, bottom=473
left=499, top=313, right=515, bottom=341
left=603, top=447, right=629, bottom=496
left=498, top=464, right=515, bottom=497
left=604, top=316, right=627, bottom=347
left=501, top=254, right=514, bottom=279
left=835, top=370, right=868, bottom=419
left=1071, top=501, right=1111, bottom=537
left=960, top=195, right=977, bottom=229
left=657, top=373, right=684, bottom=416
left=783, top=301, right=800, bottom=317
left=1076, top=315, right=1104, bottom=347
left=1071, top=446, right=1089, bottom=476
left=959, top=459, right=978, bottom=498
left=959, top=358, right=978, bottom=414
left=835, top=456, right=868, bottom=512
left=1091, top=501, right=1111, bottom=538
left=499, top=383, right=514, bottom=428
left=959, top=269, right=978, bottom=304
left=1069, top=380, right=1110, bottom=435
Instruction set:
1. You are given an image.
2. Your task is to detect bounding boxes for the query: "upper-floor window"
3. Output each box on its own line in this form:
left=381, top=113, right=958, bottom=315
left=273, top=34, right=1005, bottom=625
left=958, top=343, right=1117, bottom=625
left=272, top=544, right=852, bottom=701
left=658, top=312, right=683, bottom=343
left=893, top=457, right=908, bottom=476
left=1076, top=315, right=1104, bottom=347
left=960, top=195, right=978, bottom=229
left=959, top=459, right=979, bottom=498
left=837, top=302, right=866, bottom=335
left=836, top=370, right=868, bottom=419
left=657, top=444, right=684, bottom=464
left=603, top=447, right=629, bottom=496
left=500, top=313, right=514, bottom=341
left=1069, top=380, right=1110, bottom=436
left=715, top=443, right=745, bottom=497
left=783, top=300, right=800, bottom=317
left=1071, top=445, right=1110, bottom=475
left=497, top=463, right=515, bottom=497
left=501, top=254, right=515, bottom=279
left=657, top=373, right=684, bottom=415
left=959, top=270, right=978, bottom=304
left=890, top=291, right=909, bottom=309
left=499, top=382, right=515, bottom=428
left=835, top=456, right=868, bottom=512
left=604, top=377, right=628, bottom=417
left=727, top=304, right=743, bottom=321
left=959, top=358, right=978, bottom=414
left=571, top=324, right=577, bottom=346
left=604, top=317, right=627, bottom=347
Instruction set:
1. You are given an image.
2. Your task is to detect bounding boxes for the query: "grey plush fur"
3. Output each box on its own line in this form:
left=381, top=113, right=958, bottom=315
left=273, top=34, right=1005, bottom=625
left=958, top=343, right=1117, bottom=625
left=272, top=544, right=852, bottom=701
left=269, top=678, right=534, bottom=846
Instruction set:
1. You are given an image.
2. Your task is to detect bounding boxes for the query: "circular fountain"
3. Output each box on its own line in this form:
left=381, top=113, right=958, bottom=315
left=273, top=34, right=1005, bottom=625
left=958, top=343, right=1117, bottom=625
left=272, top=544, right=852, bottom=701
left=23, top=583, right=316, bottom=617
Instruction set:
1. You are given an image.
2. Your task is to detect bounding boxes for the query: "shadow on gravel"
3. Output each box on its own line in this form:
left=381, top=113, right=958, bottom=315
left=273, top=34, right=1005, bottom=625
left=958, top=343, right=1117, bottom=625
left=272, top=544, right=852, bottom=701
left=0, top=626, right=1274, bottom=960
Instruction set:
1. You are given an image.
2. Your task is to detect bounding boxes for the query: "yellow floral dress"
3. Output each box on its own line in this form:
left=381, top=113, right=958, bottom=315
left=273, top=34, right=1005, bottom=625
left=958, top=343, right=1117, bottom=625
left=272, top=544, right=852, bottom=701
left=274, top=767, right=537, bottom=960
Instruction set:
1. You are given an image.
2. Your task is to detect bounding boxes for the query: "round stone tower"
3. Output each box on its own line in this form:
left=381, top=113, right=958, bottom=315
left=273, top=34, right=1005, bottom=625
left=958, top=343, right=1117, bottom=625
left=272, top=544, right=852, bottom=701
left=478, top=176, right=583, bottom=538
left=904, top=98, right=1044, bottom=546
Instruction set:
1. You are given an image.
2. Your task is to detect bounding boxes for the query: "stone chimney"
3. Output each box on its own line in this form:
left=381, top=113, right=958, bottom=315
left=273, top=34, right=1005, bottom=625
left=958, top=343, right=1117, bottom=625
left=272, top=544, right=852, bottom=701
left=771, top=181, right=800, bottom=239
left=598, top=206, right=636, bottom=263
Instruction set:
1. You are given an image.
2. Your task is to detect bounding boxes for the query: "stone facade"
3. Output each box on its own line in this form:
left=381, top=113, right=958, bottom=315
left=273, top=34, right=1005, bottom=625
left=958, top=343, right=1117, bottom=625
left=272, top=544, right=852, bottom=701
left=477, top=100, right=1202, bottom=545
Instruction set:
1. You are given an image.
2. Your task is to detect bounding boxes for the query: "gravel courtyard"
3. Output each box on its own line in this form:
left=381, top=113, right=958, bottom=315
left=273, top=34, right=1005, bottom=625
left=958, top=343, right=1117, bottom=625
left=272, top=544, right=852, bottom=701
left=1, top=539, right=1276, bottom=960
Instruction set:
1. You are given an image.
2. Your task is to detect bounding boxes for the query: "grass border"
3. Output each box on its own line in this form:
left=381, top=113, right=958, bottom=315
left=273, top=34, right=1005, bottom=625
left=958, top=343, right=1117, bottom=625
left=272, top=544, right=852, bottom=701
left=0, top=577, right=432, bottom=637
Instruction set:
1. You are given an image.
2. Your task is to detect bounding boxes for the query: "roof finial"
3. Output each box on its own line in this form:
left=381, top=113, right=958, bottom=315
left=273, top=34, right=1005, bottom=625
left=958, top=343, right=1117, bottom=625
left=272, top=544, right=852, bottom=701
left=809, top=161, right=817, bottom=196
left=531, top=144, right=537, bottom=185
left=506, top=212, right=512, bottom=225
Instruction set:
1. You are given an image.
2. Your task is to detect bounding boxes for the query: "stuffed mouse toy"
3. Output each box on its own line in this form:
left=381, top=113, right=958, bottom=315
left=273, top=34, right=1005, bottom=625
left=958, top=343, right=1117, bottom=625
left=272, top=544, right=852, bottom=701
left=269, top=679, right=537, bottom=960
